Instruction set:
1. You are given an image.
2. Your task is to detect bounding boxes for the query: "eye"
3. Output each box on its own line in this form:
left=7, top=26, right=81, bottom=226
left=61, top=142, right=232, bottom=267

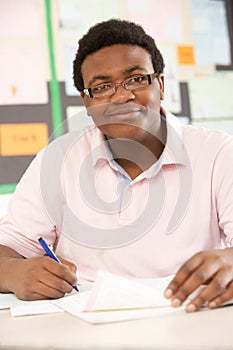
left=92, top=83, right=113, bottom=94
left=127, top=75, right=147, bottom=85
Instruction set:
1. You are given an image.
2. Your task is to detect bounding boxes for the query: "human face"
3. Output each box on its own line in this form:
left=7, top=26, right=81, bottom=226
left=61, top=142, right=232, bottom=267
left=80, top=44, right=164, bottom=142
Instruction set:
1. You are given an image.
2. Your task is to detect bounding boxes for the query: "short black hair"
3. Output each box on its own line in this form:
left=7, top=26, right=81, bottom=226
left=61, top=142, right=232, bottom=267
left=73, top=19, right=165, bottom=92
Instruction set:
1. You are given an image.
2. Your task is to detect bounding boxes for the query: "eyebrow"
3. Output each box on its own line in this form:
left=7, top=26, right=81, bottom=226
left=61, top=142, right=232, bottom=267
left=87, top=65, right=148, bottom=87
left=122, top=65, right=148, bottom=75
left=87, top=75, right=112, bottom=87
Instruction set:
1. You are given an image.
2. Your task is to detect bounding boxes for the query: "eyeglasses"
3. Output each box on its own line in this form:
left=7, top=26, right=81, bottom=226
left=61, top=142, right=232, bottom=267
left=83, top=72, right=158, bottom=98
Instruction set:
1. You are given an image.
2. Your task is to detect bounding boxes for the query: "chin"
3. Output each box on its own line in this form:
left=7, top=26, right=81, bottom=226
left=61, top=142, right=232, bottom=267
left=99, top=124, right=145, bottom=140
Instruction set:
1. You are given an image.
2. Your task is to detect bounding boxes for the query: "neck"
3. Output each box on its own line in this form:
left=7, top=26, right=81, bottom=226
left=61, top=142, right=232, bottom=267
left=107, top=118, right=166, bottom=179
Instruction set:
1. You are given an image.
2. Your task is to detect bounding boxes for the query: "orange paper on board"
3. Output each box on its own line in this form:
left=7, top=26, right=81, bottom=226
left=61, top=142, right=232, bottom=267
left=177, top=46, right=195, bottom=65
left=0, top=123, right=48, bottom=156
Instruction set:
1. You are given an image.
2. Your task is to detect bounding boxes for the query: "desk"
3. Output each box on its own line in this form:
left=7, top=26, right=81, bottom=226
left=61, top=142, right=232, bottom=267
left=0, top=305, right=233, bottom=350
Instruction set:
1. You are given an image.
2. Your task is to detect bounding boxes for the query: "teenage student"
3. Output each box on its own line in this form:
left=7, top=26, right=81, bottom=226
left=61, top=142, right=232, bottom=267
left=0, top=19, right=233, bottom=313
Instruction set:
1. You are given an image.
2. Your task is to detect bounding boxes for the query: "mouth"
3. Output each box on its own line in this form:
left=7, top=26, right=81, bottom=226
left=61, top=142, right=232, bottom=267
left=105, top=106, right=144, bottom=121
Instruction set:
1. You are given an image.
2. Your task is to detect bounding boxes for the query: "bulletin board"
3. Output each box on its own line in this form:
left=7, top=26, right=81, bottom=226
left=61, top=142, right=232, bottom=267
left=0, top=0, right=233, bottom=194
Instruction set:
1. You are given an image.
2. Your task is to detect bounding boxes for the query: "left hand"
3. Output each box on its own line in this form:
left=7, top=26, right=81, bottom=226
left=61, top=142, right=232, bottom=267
left=164, top=247, right=233, bottom=312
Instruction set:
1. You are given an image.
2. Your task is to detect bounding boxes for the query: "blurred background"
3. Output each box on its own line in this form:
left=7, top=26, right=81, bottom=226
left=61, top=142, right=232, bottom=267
left=0, top=0, right=233, bottom=213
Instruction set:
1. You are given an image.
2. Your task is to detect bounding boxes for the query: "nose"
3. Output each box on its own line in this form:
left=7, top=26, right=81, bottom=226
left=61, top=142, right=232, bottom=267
left=110, top=84, right=135, bottom=103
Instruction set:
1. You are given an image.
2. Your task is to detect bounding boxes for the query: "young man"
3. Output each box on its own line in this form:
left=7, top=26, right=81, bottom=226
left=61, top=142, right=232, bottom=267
left=0, top=19, right=233, bottom=312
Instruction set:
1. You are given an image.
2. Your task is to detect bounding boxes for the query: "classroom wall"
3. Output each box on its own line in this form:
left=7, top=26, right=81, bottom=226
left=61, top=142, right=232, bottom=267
left=0, top=0, right=233, bottom=207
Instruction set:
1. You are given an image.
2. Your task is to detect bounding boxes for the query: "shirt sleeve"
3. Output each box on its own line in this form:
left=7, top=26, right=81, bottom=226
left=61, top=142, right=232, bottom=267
left=213, top=137, right=233, bottom=246
left=0, top=149, right=57, bottom=258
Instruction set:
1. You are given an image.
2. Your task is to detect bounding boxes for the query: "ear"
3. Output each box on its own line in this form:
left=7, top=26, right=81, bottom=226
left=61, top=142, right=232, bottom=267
left=80, top=91, right=86, bottom=103
left=80, top=92, right=92, bottom=116
left=158, top=74, right=165, bottom=100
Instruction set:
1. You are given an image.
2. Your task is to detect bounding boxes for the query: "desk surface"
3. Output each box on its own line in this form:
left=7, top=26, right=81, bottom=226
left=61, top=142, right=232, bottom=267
left=1, top=305, right=233, bottom=350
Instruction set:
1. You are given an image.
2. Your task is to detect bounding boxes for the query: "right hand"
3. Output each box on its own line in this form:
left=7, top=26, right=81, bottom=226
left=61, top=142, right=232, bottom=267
left=6, top=256, right=78, bottom=300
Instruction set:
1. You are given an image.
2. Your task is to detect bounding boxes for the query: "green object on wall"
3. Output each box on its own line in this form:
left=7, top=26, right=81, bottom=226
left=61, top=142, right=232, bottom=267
left=45, top=0, right=63, bottom=138
left=0, top=0, right=63, bottom=194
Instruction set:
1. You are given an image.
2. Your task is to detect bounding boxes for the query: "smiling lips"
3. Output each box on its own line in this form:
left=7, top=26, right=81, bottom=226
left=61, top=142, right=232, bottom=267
left=105, top=107, right=143, bottom=120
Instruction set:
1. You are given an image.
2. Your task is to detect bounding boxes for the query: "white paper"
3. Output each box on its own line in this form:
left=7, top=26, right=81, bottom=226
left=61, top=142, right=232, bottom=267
left=0, top=0, right=41, bottom=37
left=54, top=273, right=184, bottom=324
left=75, top=303, right=183, bottom=324
left=53, top=290, right=183, bottom=324
left=0, top=49, right=48, bottom=105
left=189, top=73, right=233, bottom=119
left=10, top=301, right=63, bottom=317
left=191, top=0, right=231, bottom=65
left=0, top=293, right=63, bottom=317
left=63, top=43, right=80, bottom=96
left=0, top=286, right=88, bottom=316
left=192, top=119, right=233, bottom=135
left=127, top=0, right=184, bottom=43
left=0, top=293, right=22, bottom=310
left=84, top=272, right=172, bottom=311
left=66, top=106, right=94, bottom=132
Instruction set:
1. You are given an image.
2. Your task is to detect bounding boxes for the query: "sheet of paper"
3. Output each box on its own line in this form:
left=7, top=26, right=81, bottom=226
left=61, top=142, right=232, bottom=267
left=158, top=43, right=181, bottom=114
left=72, top=301, right=183, bottom=324
left=53, top=289, right=184, bottom=324
left=54, top=273, right=185, bottom=324
left=0, top=123, right=48, bottom=156
left=177, top=45, right=195, bottom=65
left=63, top=43, right=80, bottom=96
left=189, top=73, right=233, bottom=119
left=0, top=286, right=89, bottom=316
left=84, top=272, right=173, bottom=312
left=66, top=106, right=94, bottom=132
left=127, top=0, right=184, bottom=43
left=0, top=293, right=22, bottom=310
left=0, top=49, right=48, bottom=105
left=0, top=293, right=62, bottom=317
left=190, top=0, right=231, bottom=65
left=10, top=301, right=63, bottom=317
left=0, top=0, right=41, bottom=37
left=192, top=119, right=233, bottom=135
left=58, top=0, right=122, bottom=34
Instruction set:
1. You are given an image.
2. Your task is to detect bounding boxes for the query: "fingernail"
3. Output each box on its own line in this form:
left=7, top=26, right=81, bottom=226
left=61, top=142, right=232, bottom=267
left=171, top=298, right=181, bottom=307
left=186, top=304, right=196, bottom=312
left=164, top=288, right=173, bottom=298
left=208, top=301, right=216, bottom=308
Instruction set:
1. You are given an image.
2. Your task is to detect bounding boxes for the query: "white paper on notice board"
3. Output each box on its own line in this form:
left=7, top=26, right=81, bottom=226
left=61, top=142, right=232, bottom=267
left=58, top=0, right=123, bottom=34
left=191, top=0, right=231, bottom=65
left=0, top=0, right=41, bottom=37
left=189, top=73, right=233, bottom=119
left=63, top=43, right=80, bottom=96
left=0, top=49, right=48, bottom=105
left=66, top=106, right=94, bottom=132
left=159, top=43, right=181, bottom=114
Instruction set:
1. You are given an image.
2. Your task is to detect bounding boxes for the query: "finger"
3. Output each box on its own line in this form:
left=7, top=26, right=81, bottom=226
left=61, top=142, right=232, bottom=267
left=164, top=253, right=204, bottom=298
left=185, top=269, right=233, bottom=312
left=38, top=269, right=74, bottom=294
left=16, top=291, right=50, bottom=301
left=208, top=280, right=233, bottom=309
left=32, top=281, right=66, bottom=300
left=17, top=281, right=66, bottom=301
left=169, top=261, right=220, bottom=307
left=42, top=257, right=77, bottom=286
left=59, top=256, right=77, bottom=274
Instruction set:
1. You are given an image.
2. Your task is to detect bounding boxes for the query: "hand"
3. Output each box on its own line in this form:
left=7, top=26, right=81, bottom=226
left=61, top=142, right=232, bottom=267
left=7, top=256, right=77, bottom=301
left=164, top=248, right=233, bottom=312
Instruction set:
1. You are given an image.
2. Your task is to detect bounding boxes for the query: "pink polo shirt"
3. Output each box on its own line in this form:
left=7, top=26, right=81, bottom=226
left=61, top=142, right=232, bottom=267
left=1, top=107, right=233, bottom=285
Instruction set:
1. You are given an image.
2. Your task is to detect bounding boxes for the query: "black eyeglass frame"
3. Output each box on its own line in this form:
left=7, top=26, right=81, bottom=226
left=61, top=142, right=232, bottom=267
left=82, top=72, right=159, bottom=98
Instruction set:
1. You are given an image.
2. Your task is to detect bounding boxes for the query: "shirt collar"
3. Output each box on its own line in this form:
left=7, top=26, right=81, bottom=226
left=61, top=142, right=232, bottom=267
left=161, top=106, right=188, bottom=166
left=91, top=127, right=111, bottom=167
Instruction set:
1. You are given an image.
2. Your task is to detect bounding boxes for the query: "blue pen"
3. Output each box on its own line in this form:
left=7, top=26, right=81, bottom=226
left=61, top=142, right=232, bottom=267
left=38, top=237, right=79, bottom=292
